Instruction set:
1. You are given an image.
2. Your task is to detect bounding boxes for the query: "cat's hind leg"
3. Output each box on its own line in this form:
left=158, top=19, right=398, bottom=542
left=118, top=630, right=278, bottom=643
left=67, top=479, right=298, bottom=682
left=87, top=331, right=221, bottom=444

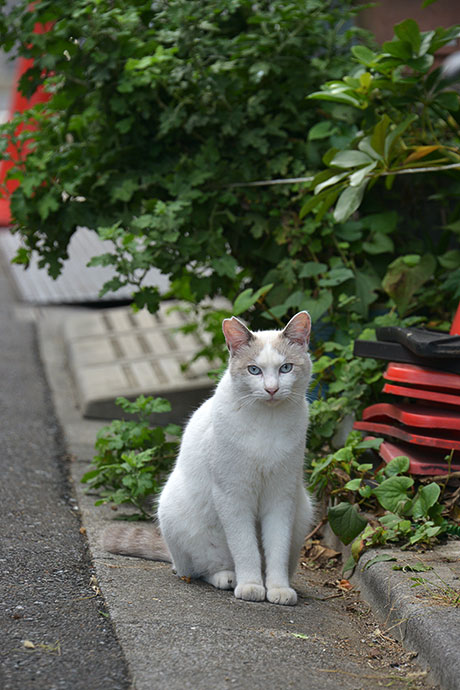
left=289, top=485, right=314, bottom=579
left=203, top=570, right=236, bottom=590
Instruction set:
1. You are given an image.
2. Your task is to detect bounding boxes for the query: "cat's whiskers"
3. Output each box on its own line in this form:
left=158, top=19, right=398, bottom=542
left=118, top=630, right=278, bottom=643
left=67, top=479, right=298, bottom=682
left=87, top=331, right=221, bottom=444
left=235, top=392, right=260, bottom=409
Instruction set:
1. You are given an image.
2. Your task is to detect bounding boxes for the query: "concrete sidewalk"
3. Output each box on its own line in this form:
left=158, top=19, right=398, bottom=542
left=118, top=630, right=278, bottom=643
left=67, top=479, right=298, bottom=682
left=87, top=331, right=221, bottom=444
left=8, top=295, right=460, bottom=690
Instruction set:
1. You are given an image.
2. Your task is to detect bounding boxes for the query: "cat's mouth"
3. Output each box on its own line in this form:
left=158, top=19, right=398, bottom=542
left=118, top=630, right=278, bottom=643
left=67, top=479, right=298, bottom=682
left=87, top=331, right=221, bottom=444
left=265, top=394, right=281, bottom=404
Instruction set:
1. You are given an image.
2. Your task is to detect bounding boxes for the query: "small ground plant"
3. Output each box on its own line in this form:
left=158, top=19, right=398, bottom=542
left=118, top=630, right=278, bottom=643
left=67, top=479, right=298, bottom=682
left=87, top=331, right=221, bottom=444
left=81, top=395, right=181, bottom=518
left=309, top=431, right=459, bottom=574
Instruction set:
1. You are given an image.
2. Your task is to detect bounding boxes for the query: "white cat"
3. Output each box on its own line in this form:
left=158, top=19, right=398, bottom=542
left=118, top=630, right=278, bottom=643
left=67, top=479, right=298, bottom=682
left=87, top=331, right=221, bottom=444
left=103, top=311, right=314, bottom=606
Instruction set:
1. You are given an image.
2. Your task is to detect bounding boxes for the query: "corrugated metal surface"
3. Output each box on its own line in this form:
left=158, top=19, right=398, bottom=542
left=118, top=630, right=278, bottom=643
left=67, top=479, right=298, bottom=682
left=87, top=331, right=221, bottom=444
left=0, top=227, right=170, bottom=304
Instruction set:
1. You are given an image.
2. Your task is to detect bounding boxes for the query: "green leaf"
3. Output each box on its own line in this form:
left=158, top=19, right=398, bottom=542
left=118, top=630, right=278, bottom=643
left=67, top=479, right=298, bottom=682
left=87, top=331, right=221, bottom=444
left=37, top=193, right=59, bottom=220
left=348, top=162, right=377, bottom=187
left=358, top=136, right=383, bottom=162
left=365, top=211, right=398, bottom=235
left=354, top=270, right=379, bottom=317
left=382, top=40, right=412, bottom=61
left=344, top=478, right=362, bottom=491
left=384, top=455, right=410, bottom=477
left=328, top=502, right=368, bottom=545
left=407, top=54, right=433, bottom=73
left=110, top=179, right=138, bottom=202
left=384, top=115, right=418, bottom=160
left=394, top=19, right=421, bottom=55
left=436, top=91, right=460, bottom=112
left=372, top=476, right=414, bottom=513
left=370, top=115, right=391, bottom=157
left=382, top=253, right=436, bottom=315
left=308, top=121, right=338, bottom=141
left=363, top=554, right=397, bottom=570
left=330, top=150, right=373, bottom=169
left=308, top=90, right=363, bottom=108
left=298, top=261, right=327, bottom=278
left=319, top=267, right=354, bottom=287
left=12, top=247, right=30, bottom=267
left=333, top=181, right=367, bottom=223
left=233, top=284, right=273, bottom=316
left=300, top=289, right=333, bottom=322
left=438, top=250, right=460, bottom=270
left=315, top=171, right=349, bottom=194
left=299, top=194, right=323, bottom=219
left=351, top=45, right=377, bottom=66
left=211, top=255, right=238, bottom=278
left=81, top=469, right=101, bottom=483
left=342, top=553, right=357, bottom=578
left=410, top=482, right=441, bottom=519
left=356, top=437, right=383, bottom=451
left=362, top=233, right=394, bottom=255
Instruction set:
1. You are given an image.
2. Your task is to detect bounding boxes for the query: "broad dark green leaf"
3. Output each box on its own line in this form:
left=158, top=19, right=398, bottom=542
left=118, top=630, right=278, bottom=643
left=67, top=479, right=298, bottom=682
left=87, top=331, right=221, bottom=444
left=372, top=476, right=414, bottom=513
left=328, top=502, right=368, bottom=545
left=410, top=483, right=441, bottom=519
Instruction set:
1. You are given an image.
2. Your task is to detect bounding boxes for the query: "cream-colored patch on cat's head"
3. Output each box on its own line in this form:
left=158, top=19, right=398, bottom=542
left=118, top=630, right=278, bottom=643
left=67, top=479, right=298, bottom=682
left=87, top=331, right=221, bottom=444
left=222, top=312, right=312, bottom=405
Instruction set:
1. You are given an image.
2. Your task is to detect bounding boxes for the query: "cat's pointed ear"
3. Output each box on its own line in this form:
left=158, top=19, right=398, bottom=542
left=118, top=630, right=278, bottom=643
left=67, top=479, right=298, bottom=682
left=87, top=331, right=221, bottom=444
left=283, top=311, right=311, bottom=347
left=222, top=317, right=253, bottom=354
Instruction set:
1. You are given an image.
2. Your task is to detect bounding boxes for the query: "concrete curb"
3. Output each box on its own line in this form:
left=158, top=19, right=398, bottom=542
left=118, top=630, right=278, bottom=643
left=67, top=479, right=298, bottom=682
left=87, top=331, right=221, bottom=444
left=323, top=528, right=460, bottom=690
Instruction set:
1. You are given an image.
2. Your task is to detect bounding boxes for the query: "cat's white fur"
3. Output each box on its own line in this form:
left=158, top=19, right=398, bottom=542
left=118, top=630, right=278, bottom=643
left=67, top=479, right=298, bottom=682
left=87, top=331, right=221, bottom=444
left=104, top=311, right=314, bottom=606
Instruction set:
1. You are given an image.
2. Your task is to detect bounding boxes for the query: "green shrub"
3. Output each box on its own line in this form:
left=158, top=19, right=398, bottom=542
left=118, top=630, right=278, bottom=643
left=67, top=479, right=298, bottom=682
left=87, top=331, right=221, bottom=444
left=0, top=0, right=366, bottom=315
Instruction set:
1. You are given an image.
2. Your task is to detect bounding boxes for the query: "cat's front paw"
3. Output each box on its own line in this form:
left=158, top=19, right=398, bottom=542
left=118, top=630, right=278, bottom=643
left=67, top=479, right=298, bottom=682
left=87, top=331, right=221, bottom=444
left=266, top=586, right=297, bottom=606
left=234, top=583, right=266, bottom=602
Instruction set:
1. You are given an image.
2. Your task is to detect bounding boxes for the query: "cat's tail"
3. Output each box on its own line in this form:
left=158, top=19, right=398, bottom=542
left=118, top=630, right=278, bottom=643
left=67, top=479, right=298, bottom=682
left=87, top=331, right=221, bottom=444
left=101, top=524, right=172, bottom=562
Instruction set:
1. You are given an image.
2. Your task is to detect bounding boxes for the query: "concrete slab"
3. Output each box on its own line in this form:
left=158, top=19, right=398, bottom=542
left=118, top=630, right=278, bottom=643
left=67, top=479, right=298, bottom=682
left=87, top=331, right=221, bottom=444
left=64, top=302, right=217, bottom=422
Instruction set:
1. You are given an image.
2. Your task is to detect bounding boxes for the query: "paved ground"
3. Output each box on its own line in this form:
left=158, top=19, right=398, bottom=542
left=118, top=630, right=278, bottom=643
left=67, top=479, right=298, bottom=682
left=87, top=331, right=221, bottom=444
left=0, top=258, right=131, bottom=689
left=1, top=252, right=460, bottom=689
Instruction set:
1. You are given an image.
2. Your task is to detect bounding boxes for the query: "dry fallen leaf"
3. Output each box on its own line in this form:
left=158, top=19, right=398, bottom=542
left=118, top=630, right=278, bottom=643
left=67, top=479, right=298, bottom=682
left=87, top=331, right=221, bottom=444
left=336, top=579, right=354, bottom=592
left=23, top=640, right=35, bottom=649
left=79, top=526, right=86, bottom=535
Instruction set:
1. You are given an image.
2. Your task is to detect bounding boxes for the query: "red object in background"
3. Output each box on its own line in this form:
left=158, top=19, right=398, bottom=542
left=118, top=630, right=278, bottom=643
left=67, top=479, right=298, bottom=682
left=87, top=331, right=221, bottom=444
left=354, top=419, right=460, bottom=451
left=382, top=382, right=460, bottom=407
left=384, top=362, right=460, bottom=391
left=361, top=402, right=460, bottom=430
left=369, top=438, right=460, bottom=476
left=451, top=301, right=460, bottom=336
left=355, top=303, right=460, bottom=475
left=0, top=19, right=52, bottom=226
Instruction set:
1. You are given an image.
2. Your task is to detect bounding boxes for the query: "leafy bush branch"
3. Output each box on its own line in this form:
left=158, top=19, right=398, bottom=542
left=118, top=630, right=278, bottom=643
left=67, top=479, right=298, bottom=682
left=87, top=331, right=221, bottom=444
left=303, top=19, right=460, bottom=224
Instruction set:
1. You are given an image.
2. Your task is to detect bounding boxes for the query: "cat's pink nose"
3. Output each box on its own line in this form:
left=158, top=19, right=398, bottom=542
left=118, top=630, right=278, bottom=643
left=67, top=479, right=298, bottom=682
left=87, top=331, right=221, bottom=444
left=265, top=386, right=279, bottom=397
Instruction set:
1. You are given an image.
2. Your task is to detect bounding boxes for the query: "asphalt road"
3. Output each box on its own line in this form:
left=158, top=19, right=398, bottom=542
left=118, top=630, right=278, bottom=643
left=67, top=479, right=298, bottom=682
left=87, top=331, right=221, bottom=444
left=0, top=259, right=130, bottom=689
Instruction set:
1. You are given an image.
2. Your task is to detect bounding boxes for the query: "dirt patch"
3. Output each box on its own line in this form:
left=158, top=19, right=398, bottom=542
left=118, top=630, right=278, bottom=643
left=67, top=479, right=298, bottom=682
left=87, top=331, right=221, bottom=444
left=292, top=539, right=440, bottom=689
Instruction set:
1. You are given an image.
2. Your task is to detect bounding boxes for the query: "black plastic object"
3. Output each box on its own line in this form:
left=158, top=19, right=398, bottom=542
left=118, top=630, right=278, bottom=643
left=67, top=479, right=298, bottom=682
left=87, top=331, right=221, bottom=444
left=353, top=340, right=460, bottom=375
left=376, top=326, right=460, bottom=357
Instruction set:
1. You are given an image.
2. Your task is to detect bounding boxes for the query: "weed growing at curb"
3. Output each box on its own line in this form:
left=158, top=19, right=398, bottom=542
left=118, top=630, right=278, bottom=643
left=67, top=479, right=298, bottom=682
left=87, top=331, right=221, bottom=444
left=308, top=431, right=460, bottom=574
left=81, top=395, right=181, bottom=518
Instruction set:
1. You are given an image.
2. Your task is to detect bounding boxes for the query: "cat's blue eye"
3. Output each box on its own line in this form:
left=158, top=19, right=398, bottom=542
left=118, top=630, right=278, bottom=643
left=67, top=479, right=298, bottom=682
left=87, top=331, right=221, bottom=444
left=248, top=365, right=262, bottom=375
left=279, top=363, right=293, bottom=374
